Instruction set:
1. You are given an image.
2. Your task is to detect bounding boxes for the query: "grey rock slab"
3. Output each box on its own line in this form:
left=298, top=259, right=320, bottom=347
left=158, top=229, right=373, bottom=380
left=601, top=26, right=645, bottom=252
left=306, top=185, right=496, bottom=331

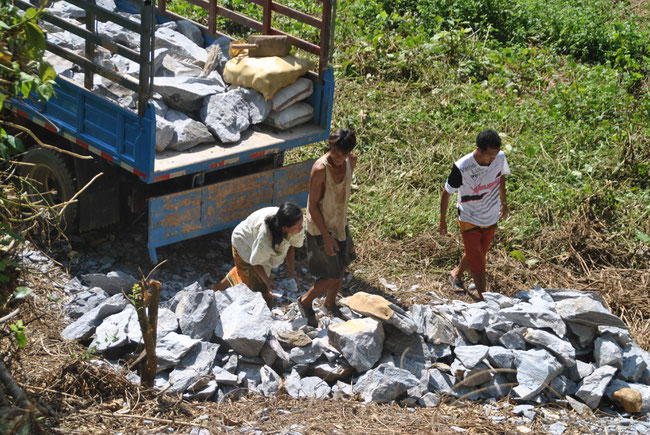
left=48, top=30, right=86, bottom=51
left=621, top=346, right=648, bottom=382
left=156, top=332, right=201, bottom=371
left=454, top=345, right=489, bottom=369
left=65, top=286, right=108, bottom=319
left=259, top=365, right=281, bottom=397
left=219, top=289, right=273, bottom=357
left=594, top=337, right=623, bottom=369
left=81, top=271, right=138, bottom=296
left=213, top=283, right=254, bottom=313
left=175, top=19, right=204, bottom=46
left=260, top=335, right=292, bottom=370
left=61, top=294, right=128, bottom=340
left=549, top=375, right=578, bottom=398
left=327, top=318, right=384, bottom=373
left=384, top=329, right=432, bottom=363
left=514, top=288, right=556, bottom=311
left=499, top=327, right=527, bottom=350
left=289, top=340, right=324, bottom=365
left=239, top=86, right=272, bottom=125
left=566, top=360, right=595, bottom=383
left=155, top=117, right=175, bottom=152
left=566, top=395, right=593, bottom=415
left=575, top=365, right=618, bottom=410
left=202, top=39, right=230, bottom=77
left=97, top=21, right=140, bottom=49
left=545, top=289, right=606, bottom=305
left=201, top=90, right=251, bottom=143
left=418, top=392, right=440, bottom=407
left=212, top=366, right=238, bottom=385
left=283, top=370, right=304, bottom=399
left=176, top=290, right=217, bottom=341
left=49, top=1, right=86, bottom=19
left=599, top=326, right=634, bottom=348
left=409, top=304, right=457, bottom=345
left=512, top=349, right=563, bottom=400
left=185, top=380, right=217, bottom=400
left=299, top=376, right=331, bottom=399
left=450, top=360, right=492, bottom=387
left=353, top=363, right=419, bottom=403
left=500, top=303, right=566, bottom=337
left=482, top=292, right=517, bottom=309
left=523, top=328, right=576, bottom=367
left=156, top=55, right=203, bottom=77
left=165, top=109, right=214, bottom=152
left=427, top=368, right=456, bottom=394
left=487, top=346, right=515, bottom=369
left=605, top=379, right=650, bottom=414
left=167, top=342, right=220, bottom=393
left=155, top=26, right=207, bottom=66
left=154, top=76, right=224, bottom=113
left=485, top=321, right=514, bottom=345
left=566, top=322, right=597, bottom=348
left=482, top=373, right=513, bottom=399
left=64, top=277, right=85, bottom=294
left=89, top=305, right=136, bottom=352
left=311, top=361, right=353, bottom=382
left=555, top=297, right=627, bottom=328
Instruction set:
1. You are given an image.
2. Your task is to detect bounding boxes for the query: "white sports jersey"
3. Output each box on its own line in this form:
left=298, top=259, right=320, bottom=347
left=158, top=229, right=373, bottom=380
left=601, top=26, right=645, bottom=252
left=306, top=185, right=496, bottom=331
left=444, top=150, right=510, bottom=227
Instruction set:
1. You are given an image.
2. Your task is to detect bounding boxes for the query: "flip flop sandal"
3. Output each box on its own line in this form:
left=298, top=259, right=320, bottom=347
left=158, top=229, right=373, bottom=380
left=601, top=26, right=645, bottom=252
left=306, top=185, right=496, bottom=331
left=448, top=275, right=466, bottom=293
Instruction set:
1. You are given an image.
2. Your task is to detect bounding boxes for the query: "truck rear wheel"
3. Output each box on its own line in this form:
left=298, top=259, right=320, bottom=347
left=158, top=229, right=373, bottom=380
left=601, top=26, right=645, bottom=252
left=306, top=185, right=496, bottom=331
left=21, top=147, right=78, bottom=231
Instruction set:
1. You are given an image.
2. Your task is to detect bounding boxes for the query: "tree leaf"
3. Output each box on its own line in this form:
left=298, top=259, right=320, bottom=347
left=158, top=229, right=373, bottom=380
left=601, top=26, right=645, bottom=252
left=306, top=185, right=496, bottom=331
left=24, top=21, right=45, bottom=57
left=635, top=230, right=650, bottom=244
left=13, top=286, right=32, bottom=299
left=39, top=62, right=56, bottom=82
left=509, top=250, right=526, bottom=262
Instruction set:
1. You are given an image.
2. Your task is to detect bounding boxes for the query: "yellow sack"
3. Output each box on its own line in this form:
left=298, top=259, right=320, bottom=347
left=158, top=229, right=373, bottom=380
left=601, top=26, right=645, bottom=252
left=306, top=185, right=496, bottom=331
left=223, top=54, right=314, bottom=100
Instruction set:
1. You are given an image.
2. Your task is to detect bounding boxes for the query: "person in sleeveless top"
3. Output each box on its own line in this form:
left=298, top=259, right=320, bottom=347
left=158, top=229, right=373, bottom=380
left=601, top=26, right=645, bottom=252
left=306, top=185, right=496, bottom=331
left=298, top=129, right=357, bottom=327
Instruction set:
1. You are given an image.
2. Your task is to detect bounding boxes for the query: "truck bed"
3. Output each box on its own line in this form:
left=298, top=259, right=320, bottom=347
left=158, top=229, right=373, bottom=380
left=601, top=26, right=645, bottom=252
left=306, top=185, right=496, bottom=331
left=154, top=123, right=325, bottom=178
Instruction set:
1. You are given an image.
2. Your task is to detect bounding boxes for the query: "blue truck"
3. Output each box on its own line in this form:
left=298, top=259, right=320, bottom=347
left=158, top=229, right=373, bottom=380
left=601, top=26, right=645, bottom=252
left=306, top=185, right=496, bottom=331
left=8, top=0, right=336, bottom=262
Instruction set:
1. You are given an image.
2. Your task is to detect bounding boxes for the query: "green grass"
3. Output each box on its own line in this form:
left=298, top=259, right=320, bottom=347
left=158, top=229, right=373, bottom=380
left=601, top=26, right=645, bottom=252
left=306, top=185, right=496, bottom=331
left=165, top=0, right=650, bottom=270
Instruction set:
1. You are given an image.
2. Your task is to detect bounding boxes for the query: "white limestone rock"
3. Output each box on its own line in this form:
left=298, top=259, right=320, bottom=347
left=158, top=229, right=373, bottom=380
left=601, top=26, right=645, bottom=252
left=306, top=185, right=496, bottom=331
left=512, top=349, right=563, bottom=400
left=175, top=290, right=218, bottom=341
left=218, top=289, right=273, bottom=357
left=327, top=318, right=384, bottom=373
left=575, top=365, right=618, bottom=410
left=165, top=109, right=214, bottom=152
left=555, top=297, right=627, bottom=329
left=353, top=363, right=419, bottom=403
left=61, top=294, right=128, bottom=341
left=523, top=328, right=576, bottom=367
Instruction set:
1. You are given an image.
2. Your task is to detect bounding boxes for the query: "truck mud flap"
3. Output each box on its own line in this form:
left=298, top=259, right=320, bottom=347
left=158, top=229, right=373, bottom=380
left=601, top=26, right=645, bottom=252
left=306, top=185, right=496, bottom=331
left=147, top=159, right=314, bottom=263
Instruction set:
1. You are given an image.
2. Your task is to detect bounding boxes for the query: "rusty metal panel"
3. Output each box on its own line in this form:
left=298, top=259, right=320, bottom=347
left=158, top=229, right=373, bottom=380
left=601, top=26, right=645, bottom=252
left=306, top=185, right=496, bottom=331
left=273, top=159, right=314, bottom=205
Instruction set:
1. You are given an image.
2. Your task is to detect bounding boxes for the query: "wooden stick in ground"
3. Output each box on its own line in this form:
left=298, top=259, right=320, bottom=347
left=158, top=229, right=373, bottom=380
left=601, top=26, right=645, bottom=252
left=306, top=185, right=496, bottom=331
left=130, top=279, right=161, bottom=388
left=0, top=361, right=32, bottom=408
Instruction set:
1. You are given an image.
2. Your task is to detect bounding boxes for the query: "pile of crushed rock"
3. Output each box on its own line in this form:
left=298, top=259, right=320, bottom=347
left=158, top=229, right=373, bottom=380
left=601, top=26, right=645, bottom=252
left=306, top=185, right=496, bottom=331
left=59, top=269, right=650, bottom=420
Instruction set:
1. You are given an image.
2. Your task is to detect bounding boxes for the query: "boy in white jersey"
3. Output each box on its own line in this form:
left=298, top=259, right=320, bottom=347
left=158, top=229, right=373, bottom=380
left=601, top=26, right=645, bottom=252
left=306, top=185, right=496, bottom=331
left=438, top=129, right=510, bottom=300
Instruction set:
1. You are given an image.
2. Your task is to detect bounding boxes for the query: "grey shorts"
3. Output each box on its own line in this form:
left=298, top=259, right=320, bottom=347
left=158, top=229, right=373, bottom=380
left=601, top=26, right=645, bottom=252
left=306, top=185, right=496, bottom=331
left=306, top=227, right=356, bottom=279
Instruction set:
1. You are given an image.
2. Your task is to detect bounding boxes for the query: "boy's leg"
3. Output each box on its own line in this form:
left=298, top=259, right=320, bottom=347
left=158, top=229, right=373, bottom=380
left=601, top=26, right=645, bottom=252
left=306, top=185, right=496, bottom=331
left=451, top=256, right=470, bottom=282
left=324, top=277, right=344, bottom=308
left=465, top=227, right=497, bottom=299
left=301, top=278, right=341, bottom=307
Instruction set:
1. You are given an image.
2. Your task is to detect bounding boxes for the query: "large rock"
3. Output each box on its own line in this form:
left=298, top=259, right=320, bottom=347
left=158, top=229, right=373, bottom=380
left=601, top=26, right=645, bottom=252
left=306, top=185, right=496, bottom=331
left=156, top=332, right=201, bottom=370
left=328, top=318, right=384, bottom=372
left=555, top=297, right=627, bottom=328
left=97, top=21, right=140, bottom=49
left=523, top=328, right=576, bottom=367
left=612, top=388, right=643, bottom=413
left=176, top=290, right=218, bottom=341
left=218, top=289, right=273, bottom=357
left=289, top=341, right=324, bottom=365
left=155, top=117, right=176, bottom=152
left=202, top=38, right=231, bottom=76
left=155, top=26, right=207, bottom=66
left=240, top=87, right=272, bottom=125
left=487, top=346, right=515, bottom=369
left=81, top=271, right=138, bottom=296
left=353, top=364, right=419, bottom=403
left=89, top=305, right=137, bottom=352
left=454, top=345, right=489, bottom=369
left=409, top=304, right=457, bottom=345
left=605, top=379, right=650, bottom=414
left=512, top=349, right=563, bottom=400
left=575, top=365, right=618, bottom=410
left=154, top=76, right=225, bottom=112
left=621, top=346, right=648, bottom=382
left=594, top=337, right=623, bottom=369
left=384, top=329, right=433, bottom=363
left=201, top=89, right=251, bottom=143
left=65, top=287, right=108, bottom=319
left=283, top=370, right=330, bottom=399
left=165, top=110, right=214, bottom=152
left=259, top=365, right=281, bottom=397
left=167, top=342, right=220, bottom=393
left=500, top=303, right=566, bottom=337
left=175, top=19, right=204, bottom=46
left=61, top=294, right=128, bottom=340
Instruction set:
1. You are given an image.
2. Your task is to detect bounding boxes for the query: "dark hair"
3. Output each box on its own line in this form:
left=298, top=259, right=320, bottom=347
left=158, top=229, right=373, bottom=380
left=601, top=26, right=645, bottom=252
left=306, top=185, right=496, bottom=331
left=265, top=202, right=302, bottom=252
left=476, top=129, right=501, bottom=151
left=328, top=128, right=356, bottom=153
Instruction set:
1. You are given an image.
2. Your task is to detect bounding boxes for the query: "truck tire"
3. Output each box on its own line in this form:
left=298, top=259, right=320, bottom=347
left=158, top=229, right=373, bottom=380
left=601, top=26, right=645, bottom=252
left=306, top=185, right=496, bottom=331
left=21, top=147, right=78, bottom=231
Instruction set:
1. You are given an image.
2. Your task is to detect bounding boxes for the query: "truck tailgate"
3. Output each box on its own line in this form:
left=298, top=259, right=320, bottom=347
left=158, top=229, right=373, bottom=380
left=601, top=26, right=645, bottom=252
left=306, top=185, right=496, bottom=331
left=147, top=159, right=314, bottom=262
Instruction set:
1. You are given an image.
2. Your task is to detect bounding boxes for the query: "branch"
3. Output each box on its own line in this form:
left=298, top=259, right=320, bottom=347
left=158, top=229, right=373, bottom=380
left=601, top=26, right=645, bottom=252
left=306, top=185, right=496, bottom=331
left=4, top=122, right=93, bottom=160
left=0, top=309, right=19, bottom=325
left=0, top=361, right=32, bottom=408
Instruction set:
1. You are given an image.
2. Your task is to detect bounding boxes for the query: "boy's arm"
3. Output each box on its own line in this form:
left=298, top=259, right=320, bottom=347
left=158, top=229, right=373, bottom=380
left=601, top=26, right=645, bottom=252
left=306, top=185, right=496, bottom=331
left=308, top=161, right=338, bottom=255
left=499, top=176, right=508, bottom=219
left=439, top=188, right=451, bottom=235
left=349, top=153, right=358, bottom=171
left=285, top=246, right=298, bottom=283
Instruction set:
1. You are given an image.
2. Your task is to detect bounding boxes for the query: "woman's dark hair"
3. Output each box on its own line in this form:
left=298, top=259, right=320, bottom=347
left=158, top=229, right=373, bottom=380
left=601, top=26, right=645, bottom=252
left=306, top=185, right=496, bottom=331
left=329, top=128, right=356, bottom=153
left=265, top=202, right=302, bottom=252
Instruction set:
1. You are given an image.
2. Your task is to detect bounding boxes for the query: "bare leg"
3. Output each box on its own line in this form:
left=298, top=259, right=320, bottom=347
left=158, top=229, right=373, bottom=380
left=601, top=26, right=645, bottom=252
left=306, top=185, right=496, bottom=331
left=451, top=255, right=470, bottom=282
left=324, top=278, right=343, bottom=308
left=301, top=278, right=340, bottom=308
left=212, top=277, right=229, bottom=291
left=471, top=272, right=487, bottom=300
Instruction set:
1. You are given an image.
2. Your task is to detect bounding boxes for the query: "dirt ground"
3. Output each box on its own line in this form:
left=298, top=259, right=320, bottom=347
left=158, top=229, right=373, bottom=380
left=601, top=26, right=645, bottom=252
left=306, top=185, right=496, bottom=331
left=2, top=219, right=649, bottom=434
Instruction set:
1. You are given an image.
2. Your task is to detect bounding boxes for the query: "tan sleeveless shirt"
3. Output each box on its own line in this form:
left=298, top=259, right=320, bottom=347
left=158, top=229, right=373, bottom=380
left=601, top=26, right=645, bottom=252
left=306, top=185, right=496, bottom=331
left=305, top=156, right=352, bottom=241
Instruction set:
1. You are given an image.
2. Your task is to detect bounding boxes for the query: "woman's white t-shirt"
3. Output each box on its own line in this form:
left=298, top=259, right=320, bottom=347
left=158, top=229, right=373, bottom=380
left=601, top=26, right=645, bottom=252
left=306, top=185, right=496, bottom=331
left=231, top=207, right=304, bottom=275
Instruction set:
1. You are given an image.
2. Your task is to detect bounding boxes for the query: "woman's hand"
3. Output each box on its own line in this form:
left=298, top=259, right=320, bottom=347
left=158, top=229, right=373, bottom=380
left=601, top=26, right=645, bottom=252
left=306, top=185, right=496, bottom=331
left=323, top=232, right=339, bottom=256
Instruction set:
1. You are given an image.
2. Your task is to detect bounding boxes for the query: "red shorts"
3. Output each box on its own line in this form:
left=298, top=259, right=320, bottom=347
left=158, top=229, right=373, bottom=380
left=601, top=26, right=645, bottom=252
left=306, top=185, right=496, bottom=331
left=459, top=221, right=497, bottom=275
